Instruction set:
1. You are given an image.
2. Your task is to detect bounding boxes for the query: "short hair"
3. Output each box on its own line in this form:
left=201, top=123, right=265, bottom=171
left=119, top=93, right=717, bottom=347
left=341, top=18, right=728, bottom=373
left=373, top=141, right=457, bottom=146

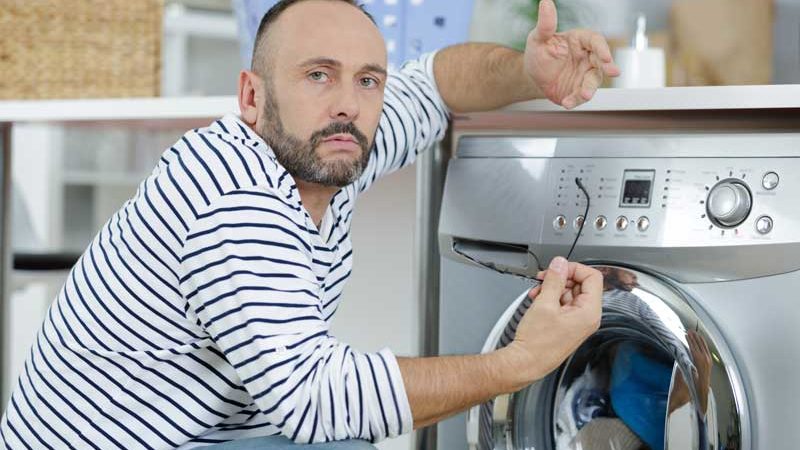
left=251, top=0, right=375, bottom=73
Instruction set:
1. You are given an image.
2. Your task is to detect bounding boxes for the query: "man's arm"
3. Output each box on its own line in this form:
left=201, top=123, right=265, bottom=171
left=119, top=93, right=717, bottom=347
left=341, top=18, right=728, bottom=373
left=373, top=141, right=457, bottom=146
left=398, top=258, right=603, bottom=429
left=397, top=345, right=541, bottom=429
left=432, top=0, right=620, bottom=112
left=433, top=43, right=544, bottom=113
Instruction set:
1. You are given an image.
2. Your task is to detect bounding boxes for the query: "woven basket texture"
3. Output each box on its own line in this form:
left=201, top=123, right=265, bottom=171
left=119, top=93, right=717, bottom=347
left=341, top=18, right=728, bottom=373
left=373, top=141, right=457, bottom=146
left=0, top=0, right=163, bottom=99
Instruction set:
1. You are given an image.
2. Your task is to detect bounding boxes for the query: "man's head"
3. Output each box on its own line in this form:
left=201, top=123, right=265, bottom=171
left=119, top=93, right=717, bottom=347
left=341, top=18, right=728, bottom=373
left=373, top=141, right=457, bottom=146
left=237, top=0, right=387, bottom=187
left=598, top=267, right=639, bottom=292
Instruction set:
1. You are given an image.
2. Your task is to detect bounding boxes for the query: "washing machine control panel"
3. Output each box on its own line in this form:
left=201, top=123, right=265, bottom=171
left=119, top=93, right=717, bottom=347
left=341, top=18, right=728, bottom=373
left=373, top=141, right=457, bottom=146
left=543, top=158, right=796, bottom=248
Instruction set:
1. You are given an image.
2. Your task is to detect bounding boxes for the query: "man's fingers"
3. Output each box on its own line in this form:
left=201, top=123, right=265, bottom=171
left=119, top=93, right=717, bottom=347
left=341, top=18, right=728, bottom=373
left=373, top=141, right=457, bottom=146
left=603, top=61, right=621, bottom=78
left=560, top=288, right=574, bottom=306
left=585, top=36, right=620, bottom=77
left=691, top=329, right=711, bottom=356
left=568, top=264, right=604, bottom=310
left=561, top=94, right=578, bottom=110
left=536, top=256, right=568, bottom=306
left=569, top=262, right=603, bottom=285
left=533, top=0, right=558, bottom=42
left=572, top=283, right=582, bottom=303
left=573, top=29, right=613, bottom=63
left=579, top=67, right=603, bottom=101
left=687, top=330, right=698, bottom=350
left=528, top=282, right=571, bottom=301
left=537, top=270, right=575, bottom=288
left=571, top=29, right=620, bottom=79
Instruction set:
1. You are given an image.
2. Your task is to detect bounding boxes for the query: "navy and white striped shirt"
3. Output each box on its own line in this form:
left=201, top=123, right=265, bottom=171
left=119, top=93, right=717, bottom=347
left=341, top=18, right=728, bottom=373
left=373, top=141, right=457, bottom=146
left=1, top=52, right=448, bottom=449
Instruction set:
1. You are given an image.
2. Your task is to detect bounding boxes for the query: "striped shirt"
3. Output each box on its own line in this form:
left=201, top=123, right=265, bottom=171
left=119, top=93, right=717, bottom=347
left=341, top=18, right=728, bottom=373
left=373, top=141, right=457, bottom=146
left=1, top=52, right=449, bottom=449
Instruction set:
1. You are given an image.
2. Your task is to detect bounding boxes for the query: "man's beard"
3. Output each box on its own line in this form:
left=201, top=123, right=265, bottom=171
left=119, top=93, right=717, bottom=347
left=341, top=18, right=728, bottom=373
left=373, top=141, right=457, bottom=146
left=259, top=88, right=372, bottom=188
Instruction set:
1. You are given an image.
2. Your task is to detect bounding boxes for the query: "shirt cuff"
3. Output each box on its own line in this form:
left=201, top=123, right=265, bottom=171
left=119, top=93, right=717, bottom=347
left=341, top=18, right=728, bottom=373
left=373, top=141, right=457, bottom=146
left=377, top=347, right=414, bottom=437
left=418, top=50, right=452, bottom=117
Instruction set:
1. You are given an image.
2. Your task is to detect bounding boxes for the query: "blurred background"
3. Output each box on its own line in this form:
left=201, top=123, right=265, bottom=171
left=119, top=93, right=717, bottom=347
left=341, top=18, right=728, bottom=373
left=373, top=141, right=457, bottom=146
left=0, top=0, right=797, bottom=449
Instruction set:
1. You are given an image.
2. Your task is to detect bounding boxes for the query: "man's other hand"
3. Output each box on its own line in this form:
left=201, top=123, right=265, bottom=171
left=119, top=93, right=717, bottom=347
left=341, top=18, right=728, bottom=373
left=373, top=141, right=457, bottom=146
left=523, top=0, right=621, bottom=109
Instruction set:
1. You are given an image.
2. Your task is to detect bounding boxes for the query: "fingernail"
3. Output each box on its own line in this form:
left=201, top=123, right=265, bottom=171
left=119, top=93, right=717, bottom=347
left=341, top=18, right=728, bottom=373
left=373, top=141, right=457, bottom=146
left=549, top=256, right=568, bottom=279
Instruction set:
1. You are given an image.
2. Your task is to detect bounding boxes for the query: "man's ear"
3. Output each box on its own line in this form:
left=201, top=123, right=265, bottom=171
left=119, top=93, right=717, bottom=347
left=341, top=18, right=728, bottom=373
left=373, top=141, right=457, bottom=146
left=238, top=70, right=262, bottom=125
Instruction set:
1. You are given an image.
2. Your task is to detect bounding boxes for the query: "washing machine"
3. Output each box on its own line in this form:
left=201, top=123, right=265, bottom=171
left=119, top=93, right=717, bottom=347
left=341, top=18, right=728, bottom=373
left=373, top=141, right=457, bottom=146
left=435, top=133, right=800, bottom=450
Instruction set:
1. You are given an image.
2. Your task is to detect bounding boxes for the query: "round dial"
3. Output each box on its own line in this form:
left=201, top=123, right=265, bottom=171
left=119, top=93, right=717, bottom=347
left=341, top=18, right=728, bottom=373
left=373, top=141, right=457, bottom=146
left=707, top=180, right=752, bottom=228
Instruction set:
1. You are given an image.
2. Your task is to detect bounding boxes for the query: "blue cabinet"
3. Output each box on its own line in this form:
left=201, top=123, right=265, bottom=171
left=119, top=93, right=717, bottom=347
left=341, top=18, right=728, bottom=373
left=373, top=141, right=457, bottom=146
left=233, top=0, right=474, bottom=69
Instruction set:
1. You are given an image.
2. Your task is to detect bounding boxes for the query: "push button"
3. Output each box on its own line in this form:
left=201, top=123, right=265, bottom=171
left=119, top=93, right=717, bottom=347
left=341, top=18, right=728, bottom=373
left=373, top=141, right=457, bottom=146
left=574, top=215, right=585, bottom=231
left=756, top=215, right=773, bottom=235
left=762, top=172, right=779, bottom=190
left=594, top=215, right=608, bottom=231
left=637, top=216, right=651, bottom=232
left=616, top=216, right=629, bottom=231
left=553, top=215, right=567, bottom=231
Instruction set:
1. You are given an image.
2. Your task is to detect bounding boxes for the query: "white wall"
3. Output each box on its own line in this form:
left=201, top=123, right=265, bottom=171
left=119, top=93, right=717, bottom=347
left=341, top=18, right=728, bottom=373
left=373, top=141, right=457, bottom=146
left=330, top=164, right=419, bottom=450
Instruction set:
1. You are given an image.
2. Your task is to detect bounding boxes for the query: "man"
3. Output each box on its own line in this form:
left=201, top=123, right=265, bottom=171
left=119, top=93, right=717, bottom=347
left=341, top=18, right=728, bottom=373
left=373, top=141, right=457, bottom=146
left=0, top=0, right=617, bottom=448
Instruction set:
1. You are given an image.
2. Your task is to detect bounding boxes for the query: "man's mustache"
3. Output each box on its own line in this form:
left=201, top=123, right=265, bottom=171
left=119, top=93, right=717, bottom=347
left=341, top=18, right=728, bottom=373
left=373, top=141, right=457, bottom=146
left=310, top=122, right=369, bottom=151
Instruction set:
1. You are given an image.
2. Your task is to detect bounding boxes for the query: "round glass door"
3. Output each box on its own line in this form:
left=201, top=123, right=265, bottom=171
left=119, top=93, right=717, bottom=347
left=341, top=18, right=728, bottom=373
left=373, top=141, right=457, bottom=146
left=471, top=265, right=749, bottom=450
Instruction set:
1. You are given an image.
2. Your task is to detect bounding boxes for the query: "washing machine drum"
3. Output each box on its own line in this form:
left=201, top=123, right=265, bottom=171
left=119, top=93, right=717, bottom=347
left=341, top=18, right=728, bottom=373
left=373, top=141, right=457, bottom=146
left=466, top=265, right=749, bottom=450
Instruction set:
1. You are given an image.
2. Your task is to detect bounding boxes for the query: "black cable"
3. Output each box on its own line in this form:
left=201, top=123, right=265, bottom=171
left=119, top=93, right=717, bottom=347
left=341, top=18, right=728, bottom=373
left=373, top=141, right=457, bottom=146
left=452, top=176, right=591, bottom=283
left=451, top=241, right=543, bottom=284
left=567, top=177, right=590, bottom=261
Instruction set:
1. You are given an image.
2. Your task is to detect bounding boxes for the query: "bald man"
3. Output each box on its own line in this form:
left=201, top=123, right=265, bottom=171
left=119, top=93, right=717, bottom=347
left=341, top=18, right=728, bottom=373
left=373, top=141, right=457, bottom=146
left=0, top=1, right=616, bottom=448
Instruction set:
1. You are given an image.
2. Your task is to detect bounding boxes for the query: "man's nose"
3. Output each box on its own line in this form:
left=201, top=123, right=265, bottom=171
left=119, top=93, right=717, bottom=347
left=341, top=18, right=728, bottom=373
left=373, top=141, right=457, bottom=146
left=329, top=82, right=360, bottom=121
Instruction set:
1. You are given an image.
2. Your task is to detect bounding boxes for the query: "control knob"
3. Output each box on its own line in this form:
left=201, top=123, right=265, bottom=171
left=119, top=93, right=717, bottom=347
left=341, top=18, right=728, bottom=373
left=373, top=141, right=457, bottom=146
left=707, top=180, right=752, bottom=228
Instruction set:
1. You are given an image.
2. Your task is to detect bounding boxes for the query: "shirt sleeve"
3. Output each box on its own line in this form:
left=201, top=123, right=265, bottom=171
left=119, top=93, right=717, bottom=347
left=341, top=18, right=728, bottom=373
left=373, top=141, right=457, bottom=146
left=356, top=51, right=451, bottom=193
left=178, top=188, right=413, bottom=443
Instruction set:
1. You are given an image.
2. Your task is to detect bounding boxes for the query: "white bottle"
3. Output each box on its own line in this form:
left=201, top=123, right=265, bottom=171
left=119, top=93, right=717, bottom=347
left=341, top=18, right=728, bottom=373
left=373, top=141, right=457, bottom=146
left=612, top=14, right=666, bottom=89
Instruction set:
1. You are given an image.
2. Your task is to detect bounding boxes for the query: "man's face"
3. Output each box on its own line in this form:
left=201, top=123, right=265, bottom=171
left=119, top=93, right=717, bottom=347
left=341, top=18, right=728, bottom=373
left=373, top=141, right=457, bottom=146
left=257, top=1, right=388, bottom=187
left=616, top=270, right=638, bottom=291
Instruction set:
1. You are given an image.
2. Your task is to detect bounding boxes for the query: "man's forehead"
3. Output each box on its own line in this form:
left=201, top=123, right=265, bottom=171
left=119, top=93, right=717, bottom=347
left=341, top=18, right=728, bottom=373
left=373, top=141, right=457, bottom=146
left=269, top=0, right=387, bottom=70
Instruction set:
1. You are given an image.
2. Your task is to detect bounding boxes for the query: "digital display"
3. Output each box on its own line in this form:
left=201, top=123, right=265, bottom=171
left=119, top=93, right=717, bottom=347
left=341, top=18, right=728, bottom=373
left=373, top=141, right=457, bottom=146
left=623, top=180, right=652, bottom=204
left=620, top=170, right=655, bottom=207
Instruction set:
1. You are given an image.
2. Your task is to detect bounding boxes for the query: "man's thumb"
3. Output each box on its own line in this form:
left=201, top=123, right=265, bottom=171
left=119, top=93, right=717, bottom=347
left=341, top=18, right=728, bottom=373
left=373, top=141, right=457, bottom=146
left=533, top=0, right=558, bottom=42
left=537, top=256, right=568, bottom=304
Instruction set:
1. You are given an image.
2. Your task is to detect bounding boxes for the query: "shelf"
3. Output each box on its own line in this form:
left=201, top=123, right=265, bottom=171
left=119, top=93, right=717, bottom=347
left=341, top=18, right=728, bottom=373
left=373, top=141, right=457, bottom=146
left=163, top=3, right=238, bottom=40
left=0, top=96, right=238, bottom=124
left=3, top=86, right=798, bottom=126
left=61, top=171, right=147, bottom=187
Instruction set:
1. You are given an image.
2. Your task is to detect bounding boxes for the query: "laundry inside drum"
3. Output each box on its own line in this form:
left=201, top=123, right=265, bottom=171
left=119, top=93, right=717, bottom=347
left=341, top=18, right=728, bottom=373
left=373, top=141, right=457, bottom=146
left=550, top=336, right=675, bottom=450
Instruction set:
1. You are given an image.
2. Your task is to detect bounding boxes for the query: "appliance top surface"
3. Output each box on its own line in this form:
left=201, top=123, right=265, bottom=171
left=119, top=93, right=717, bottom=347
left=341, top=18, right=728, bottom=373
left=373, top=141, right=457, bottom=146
left=455, top=134, right=800, bottom=159
left=499, top=85, right=800, bottom=113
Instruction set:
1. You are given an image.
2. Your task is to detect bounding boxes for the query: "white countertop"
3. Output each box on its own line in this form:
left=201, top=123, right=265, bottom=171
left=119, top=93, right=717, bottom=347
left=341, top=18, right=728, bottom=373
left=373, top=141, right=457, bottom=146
left=0, top=85, right=798, bottom=124
left=506, top=84, right=800, bottom=112
left=0, top=96, right=239, bottom=123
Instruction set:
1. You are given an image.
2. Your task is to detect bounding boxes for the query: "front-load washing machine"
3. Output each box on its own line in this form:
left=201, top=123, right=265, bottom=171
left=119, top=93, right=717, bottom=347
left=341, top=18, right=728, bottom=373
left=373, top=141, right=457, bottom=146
left=436, top=134, right=800, bottom=450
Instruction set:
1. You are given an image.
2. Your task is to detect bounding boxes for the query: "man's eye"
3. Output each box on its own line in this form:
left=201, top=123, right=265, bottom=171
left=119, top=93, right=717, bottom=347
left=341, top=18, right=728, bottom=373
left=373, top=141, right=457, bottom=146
left=360, top=77, right=378, bottom=88
left=309, top=71, right=329, bottom=82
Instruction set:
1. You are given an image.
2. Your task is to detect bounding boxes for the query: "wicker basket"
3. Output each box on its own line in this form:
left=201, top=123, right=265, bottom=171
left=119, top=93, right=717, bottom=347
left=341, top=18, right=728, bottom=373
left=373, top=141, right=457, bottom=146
left=0, top=0, right=163, bottom=99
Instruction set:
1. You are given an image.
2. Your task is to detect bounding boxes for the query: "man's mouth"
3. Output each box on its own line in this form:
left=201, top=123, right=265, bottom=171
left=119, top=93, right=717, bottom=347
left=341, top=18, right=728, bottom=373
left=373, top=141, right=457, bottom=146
left=322, top=134, right=360, bottom=152
left=323, top=133, right=357, bottom=143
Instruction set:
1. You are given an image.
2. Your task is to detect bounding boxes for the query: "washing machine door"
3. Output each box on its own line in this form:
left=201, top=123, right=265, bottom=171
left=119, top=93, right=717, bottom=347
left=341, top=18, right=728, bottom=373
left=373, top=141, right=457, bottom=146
left=466, top=265, right=749, bottom=450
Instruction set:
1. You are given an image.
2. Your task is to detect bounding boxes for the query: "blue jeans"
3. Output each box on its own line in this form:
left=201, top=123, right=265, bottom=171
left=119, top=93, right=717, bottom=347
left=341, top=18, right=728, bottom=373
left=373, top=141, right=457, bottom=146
left=204, top=436, right=378, bottom=449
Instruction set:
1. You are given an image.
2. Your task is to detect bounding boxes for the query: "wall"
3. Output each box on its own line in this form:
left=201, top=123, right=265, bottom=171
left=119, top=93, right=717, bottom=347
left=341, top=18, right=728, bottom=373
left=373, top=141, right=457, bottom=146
left=330, top=164, right=419, bottom=450
left=775, top=0, right=800, bottom=84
